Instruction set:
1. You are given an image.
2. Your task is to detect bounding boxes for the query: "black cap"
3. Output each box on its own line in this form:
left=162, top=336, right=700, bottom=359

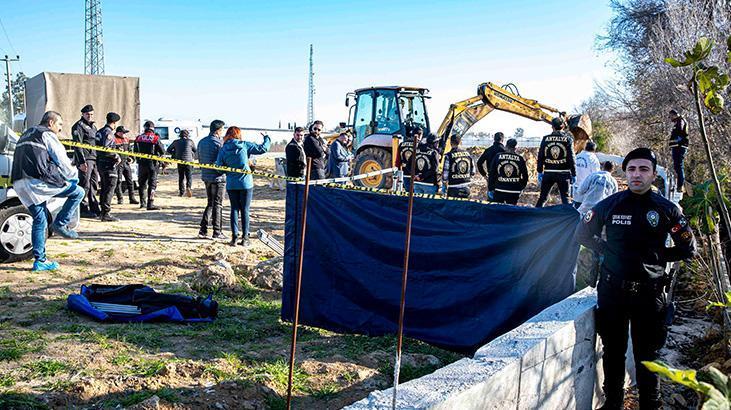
left=115, top=126, right=129, bottom=134
left=622, top=147, right=657, bottom=171
left=81, top=104, right=94, bottom=113
left=426, top=133, right=438, bottom=144
left=144, top=120, right=155, bottom=130
left=106, top=112, right=121, bottom=123
left=551, top=117, right=564, bottom=129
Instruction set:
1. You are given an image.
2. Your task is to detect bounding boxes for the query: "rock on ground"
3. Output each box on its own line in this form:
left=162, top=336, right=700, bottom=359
left=249, top=256, right=283, bottom=290
left=190, top=259, right=238, bottom=291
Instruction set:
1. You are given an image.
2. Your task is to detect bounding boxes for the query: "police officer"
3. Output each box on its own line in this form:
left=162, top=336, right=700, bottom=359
left=71, top=104, right=100, bottom=218
left=113, top=126, right=139, bottom=205
left=536, top=117, right=576, bottom=207
left=413, top=132, right=440, bottom=194
left=95, top=112, right=122, bottom=222
left=442, top=134, right=475, bottom=198
left=668, top=109, right=689, bottom=192
left=488, top=138, right=528, bottom=205
left=398, top=126, right=422, bottom=191
left=134, top=120, right=166, bottom=210
left=575, top=148, right=696, bottom=409
left=476, top=132, right=505, bottom=181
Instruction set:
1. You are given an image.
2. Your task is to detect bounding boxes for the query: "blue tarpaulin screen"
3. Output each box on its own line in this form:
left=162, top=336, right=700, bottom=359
left=281, top=185, right=580, bottom=353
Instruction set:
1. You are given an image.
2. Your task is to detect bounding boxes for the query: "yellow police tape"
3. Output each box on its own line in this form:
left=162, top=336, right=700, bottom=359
left=56, top=140, right=490, bottom=204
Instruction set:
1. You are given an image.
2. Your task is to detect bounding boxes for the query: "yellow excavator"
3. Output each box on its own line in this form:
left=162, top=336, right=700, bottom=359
left=344, top=82, right=592, bottom=189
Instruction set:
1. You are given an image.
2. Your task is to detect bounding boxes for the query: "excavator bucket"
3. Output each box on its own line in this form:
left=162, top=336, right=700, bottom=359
left=567, top=114, right=592, bottom=151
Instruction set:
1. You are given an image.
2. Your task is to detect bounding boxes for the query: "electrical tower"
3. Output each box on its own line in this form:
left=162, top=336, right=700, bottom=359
left=84, top=0, right=105, bottom=75
left=307, top=44, right=314, bottom=125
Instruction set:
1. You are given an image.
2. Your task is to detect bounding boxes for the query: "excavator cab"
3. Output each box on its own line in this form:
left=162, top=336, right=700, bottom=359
left=347, top=86, right=431, bottom=189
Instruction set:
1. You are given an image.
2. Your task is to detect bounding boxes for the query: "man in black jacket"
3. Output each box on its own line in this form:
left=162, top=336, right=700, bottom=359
left=488, top=138, right=528, bottom=205
left=535, top=117, right=576, bottom=207
left=442, top=134, right=475, bottom=198
left=303, top=120, right=327, bottom=180
left=476, top=132, right=505, bottom=182
left=134, top=121, right=166, bottom=210
left=71, top=104, right=100, bottom=218
left=166, top=129, right=197, bottom=196
left=95, top=112, right=122, bottom=221
left=575, top=148, right=696, bottom=409
left=113, top=126, right=139, bottom=205
left=669, top=109, right=689, bottom=192
left=285, top=127, right=306, bottom=178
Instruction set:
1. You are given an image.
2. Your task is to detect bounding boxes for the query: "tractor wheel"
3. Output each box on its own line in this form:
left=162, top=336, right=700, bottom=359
left=353, top=147, right=393, bottom=189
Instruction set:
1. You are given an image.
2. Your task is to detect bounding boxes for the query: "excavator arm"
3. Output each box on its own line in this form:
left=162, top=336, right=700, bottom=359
left=436, top=82, right=591, bottom=152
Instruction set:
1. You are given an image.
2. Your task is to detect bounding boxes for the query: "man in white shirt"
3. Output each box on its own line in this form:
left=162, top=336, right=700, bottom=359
left=573, top=141, right=601, bottom=209
left=576, top=161, right=619, bottom=216
left=11, top=111, right=85, bottom=271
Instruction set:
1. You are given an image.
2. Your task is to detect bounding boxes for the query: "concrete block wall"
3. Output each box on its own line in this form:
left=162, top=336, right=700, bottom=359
left=345, top=287, right=603, bottom=410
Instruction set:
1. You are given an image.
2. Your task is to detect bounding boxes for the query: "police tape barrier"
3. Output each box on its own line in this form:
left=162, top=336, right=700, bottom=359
left=57, top=140, right=491, bottom=204
left=62, top=140, right=397, bottom=186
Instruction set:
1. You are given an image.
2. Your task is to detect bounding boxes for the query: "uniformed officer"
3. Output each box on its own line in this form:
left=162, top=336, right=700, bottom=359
left=488, top=138, right=528, bottom=205
left=71, top=104, right=100, bottom=218
left=575, top=148, right=697, bottom=409
left=133, top=121, right=166, bottom=210
left=95, top=112, right=121, bottom=222
left=398, top=126, right=422, bottom=191
left=536, top=117, right=576, bottom=207
left=113, top=126, right=139, bottom=205
left=442, top=134, right=475, bottom=198
left=412, top=133, right=440, bottom=194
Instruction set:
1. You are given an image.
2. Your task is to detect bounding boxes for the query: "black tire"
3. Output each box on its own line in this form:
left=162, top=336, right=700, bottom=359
left=0, top=205, right=35, bottom=263
left=353, top=147, right=393, bottom=189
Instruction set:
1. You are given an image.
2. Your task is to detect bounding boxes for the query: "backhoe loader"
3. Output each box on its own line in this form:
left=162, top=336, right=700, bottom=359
left=344, top=82, right=592, bottom=189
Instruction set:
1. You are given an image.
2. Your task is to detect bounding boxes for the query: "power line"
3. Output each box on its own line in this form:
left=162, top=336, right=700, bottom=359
left=0, top=17, right=18, bottom=56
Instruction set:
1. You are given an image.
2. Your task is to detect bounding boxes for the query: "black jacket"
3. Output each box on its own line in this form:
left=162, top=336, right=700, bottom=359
left=669, top=116, right=689, bottom=148
left=134, top=131, right=166, bottom=167
left=476, top=142, right=505, bottom=178
left=398, top=139, right=417, bottom=176
left=303, top=133, right=327, bottom=173
left=71, top=117, right=98, bottom=164
left=95, top=125, right=121, bottom=170
left=488, top=151, right=528, bottom=193
left=166, top=137, right=197, bottom=162
left=537, top=131, right=576, bottom=176
left=575, top=190, right=696, bottom=282
left=285, top=139, right=306, bottom=178
left=414, top=143, right=439, bottom=185
left=444, top=147, right=475, bottom=187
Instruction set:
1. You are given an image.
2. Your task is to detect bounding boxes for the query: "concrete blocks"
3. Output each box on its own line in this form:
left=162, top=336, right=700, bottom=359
left=345, top=287, right=602, bottom=410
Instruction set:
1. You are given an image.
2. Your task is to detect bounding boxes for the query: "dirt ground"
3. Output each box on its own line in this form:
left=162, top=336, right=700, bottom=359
left=0, top=158, right=463, bottom=409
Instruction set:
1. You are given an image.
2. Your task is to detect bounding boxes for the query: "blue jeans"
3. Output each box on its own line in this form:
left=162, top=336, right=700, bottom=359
left=671, top=146, right=686, bottom=189
left=413, top=183, right=437, bottom=194
left=228, top=188, right=252, bottom=238
left=27, top=183, right=85, bottom=262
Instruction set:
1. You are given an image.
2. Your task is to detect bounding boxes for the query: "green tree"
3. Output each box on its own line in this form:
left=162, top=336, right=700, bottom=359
left=0, top=71, right=27, bottom=125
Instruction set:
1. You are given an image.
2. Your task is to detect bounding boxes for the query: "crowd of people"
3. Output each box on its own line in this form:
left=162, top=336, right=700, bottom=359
left=10, top=105, right=698, bottom=408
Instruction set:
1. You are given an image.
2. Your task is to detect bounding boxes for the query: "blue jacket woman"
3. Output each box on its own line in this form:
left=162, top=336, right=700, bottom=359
left=215, top=126, right=270, bottom=245
left=327, top=135, right=353, bottom=179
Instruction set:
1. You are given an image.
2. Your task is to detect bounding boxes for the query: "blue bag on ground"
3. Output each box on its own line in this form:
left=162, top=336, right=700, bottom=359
left=67, top=284, right=218, bottom=323
left=282, top=185, right=580, bottom=353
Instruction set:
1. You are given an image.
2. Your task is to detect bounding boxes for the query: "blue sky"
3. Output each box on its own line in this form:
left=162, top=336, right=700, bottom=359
left=2, top=0, right=615, bottom=137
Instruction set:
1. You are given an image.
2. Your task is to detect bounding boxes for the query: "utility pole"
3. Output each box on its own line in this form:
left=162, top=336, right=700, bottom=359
left=85, top=0, right=105, bottom=75
left=307, top=44, right=314, bottom=126
left=2, top=55, right=20, bottom=123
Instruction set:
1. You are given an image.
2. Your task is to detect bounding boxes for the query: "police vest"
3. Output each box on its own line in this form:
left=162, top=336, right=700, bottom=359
left=415, top=145, right=439, bottom=184
left=447, top=149, right=474, bottom=186
left=539, top=132, right=573, bottom=173
left=399, top=140, right=416, bottom=175
left=11, top=126, right=66, bottom=187
left=493, top=152, right=527, bottom=193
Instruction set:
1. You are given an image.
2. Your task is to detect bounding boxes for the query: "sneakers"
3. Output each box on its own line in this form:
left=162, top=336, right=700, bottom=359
left=80, top=211, right=99, bottom=219
left=230, top=236, right=238, bottom=246
left=212, top=232, right=227, bottom=241
left=185, top=188, right=193, bottom=198
left=240, top=239, right=251, bottom=247
left=32, top=259, right=59, bottom=272
left=100, top=213, right=120, bottom=222
left=117, top=197, right=124, bottom=205
left=129, top=198, right=140, bottom=205
left=147, top=203, right=161, bottom=210
left=198, top=232, right=209, bottom=239
left=51, top=224, right=79, bottom=239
